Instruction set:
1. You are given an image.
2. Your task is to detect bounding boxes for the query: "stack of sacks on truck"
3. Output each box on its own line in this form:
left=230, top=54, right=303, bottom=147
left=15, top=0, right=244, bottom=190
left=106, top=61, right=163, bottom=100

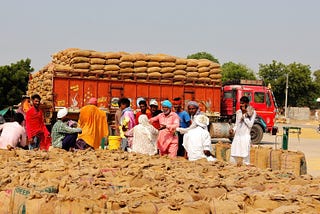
left=213, top=142, right=307, bottom=176
left=0, top=148, right=319, bottom=213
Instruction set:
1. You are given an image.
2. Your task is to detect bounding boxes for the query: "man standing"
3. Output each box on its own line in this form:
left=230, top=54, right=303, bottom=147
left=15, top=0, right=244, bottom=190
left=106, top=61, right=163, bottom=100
left=187, top=101, right=202, bottom=121
left=149, top=100, right=180, bottom=158
left=25, top=94, right=50, bottom=150
left=149, top=100, right=162, bottom=129
left=51, top=108, right=82, bottom=151
left=118, top=97, right=135, bottom=151
left=0, top=113, right=27, bottom=149
left=229, top=96, right=256, bottom=166
left=77, top=97, right=109, bottom=149
left=135, top=99, right=152, bottom=125
left=173, top=97, right=191, bottom=157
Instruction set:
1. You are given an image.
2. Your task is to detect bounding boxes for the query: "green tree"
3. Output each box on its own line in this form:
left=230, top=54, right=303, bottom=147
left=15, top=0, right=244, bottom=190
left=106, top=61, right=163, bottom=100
left=221, top=62, right=256, bottom=83
left=0, top=59, right=33, bottom=109
left=187, top=52, right=219, bottom=63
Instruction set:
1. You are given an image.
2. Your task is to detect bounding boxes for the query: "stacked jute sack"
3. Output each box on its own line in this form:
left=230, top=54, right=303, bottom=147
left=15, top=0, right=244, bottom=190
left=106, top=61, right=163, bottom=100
left=214, top=142, right=307, bottom=176
left=0, top=148, right=319, bottom=213
left=50, top=48, right=222, bottom=84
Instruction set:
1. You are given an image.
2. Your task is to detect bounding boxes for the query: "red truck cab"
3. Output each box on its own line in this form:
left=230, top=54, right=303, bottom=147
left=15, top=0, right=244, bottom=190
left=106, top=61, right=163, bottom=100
left=221, top=79, right=278, bottom=144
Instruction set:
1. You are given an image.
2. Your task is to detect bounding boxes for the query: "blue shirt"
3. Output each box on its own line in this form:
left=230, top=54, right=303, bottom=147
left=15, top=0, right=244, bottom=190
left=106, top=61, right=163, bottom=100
left=177, top=111, right=191, bottom=128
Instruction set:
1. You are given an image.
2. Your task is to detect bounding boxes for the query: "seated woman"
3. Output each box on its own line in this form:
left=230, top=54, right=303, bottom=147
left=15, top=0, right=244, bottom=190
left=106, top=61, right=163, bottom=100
left=125, top=114, right=158, bottom=155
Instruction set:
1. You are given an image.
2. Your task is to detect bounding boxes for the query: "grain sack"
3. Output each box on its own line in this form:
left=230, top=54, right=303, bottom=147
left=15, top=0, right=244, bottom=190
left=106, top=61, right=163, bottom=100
left=215, top=142, right=231, bottom=161
left=163, top=55, right=176, bottom=62
left=199, top=72, right=210, bottom=78
left=160, top=62, right=175, bottom=67
left=120, top=68, right=134, bottom=73
left=119, top=61, right=134, bottom=68
left=281, top=151, right=307, bottom=176
left=120, top=54, right=136, bottom=62
left=90, top=58, right=105, bottom=64
left=134, top=73, right=148, bottom=78
left=186, top=72, right=199, bottom=78
left=160, top=67, right=175, bottom=73
left=175, top=64, right=187, bottom=70
left=72, top=68, right=89, bottom=73
left=90, top=64, right=105, bottom=70
left=252, top=146, right=272, bottom=169
left=209, top=62, right=220, bottom=69
left=72, top=63, right=90, bottom=69
left=43, top=79, right=52, bottom=86
left=198, top=67, right=210, bottom=73
left=186, top=59, right=198, bottom=67
left=90, top=51, right=105, bottom=58
left=104, top=52, right=121, bottom=59
left=198, top=77, right=212, bottom=83
left=54, top=65, right=72, bottom=72
left=104, top=65, right=120, bottom=71
left=134, top=61, right=148, bottom=67
left=269, top=149, right=283, bottom=171
left=148, top=72, right=161, bottom=78
left=132, top=53, right=147, bottom=61
left=209, top=74, right=222, bottom=79
left=148, top=61, right=161, bottom=67
left=175, top=58, right=187, bottom=65
left=162, top=73, right=174, bottom=78
left=186, top=67, right=198, bottom=72
left=106, top=58, right=121, bottom=65
left=134, top=67, right=147, bottom=73
left=160, top=79, right=172, bottom=83
left=173, top=81, right=183, bottom=85
left=173, top=70, right=187, bottom=76
left=146, top=54, right=164, bottom=62
left=209, top=123, right=231, bottom=138
left=70, top=57, right=90, bottom=64
left=173, top=75, right=186, bottom=80
left=147, top=67, right=161, bottom=73
left=105, top=70, right=119, bottom=76
left=90, top=69, right=104, bottom=74
left=69, top=50, right=91, bottom=58
left=209, top=68, right=222, bottom=74
left=250, top=147, right=257, bottom=166
left=197, top=60, right=211, bottom=68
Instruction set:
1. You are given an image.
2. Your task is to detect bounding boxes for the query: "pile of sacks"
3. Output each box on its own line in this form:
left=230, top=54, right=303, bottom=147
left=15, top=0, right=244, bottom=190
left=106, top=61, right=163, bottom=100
left=0, top=148, right=319, bottom=213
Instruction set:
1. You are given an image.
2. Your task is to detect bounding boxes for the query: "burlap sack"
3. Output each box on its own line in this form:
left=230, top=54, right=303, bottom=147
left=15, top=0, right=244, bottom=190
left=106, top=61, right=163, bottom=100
left=175, top=58, right=187, bottom=65
left=104, top=65, right=120, bottom=71
left=281, top=151, right=307, bottom=176
left=198, top=67, right=210, bottom=73
left=132, top=53, right=147, bottom=61
left=69, top=50, right=91, bottom=58
left=0, top=190, right=12, bottom=213
left=90, top=64, right=105, bottom=70
left=186, top=72, right=199, bottom=77
left=186, top=67, right=198, bottom=72
left=173, top=75, right=186, bottom=80
left=134, top=60, right=148, bottom=67
left=106, top=58, right=121, bottom=65
left=160, top=79, right=172, bottom=83
left=209, top=74, right=222, bottom=79
left=146, top=55, right=164, bottom=62
left=160, top=67, right=175, bottom=73
left=90, top=58, right=105, bottom=64
left=173, top=70, right=187, bottom=76
left=269, top=149, right=283, bottom=170
left=120, top=67, right=134, bottom=73
left=90, top=51, right=105, bottom=58
left=199, top=72, right=209, bottom=78
left=198, top=77, right=212, bottom=83
left=54, top=64, right=72, bottom=72
left=254, top=147, right=272, bottom=169
left=72, top=68, right=89, bottom=73
left=175, top=64, right=187, bottom=70
left=104, top=52, right=121, bottom=59
left=119, top=61, right=134, bottom=68
left=134, top=73, right=148, bottom=78
left=160, top=62, right=175, bottom=67
left=43, top=79, right=52, bottom=86
left=105, top=70, right=119, bottom=76
left=148, top=61, right=161, bottom=67
left=209, top=68, right=222, bottom=74
left=147, top=67, right=161, bottom=73
left=148, top=72, right=161, bottom=78
left=162, top=73, right=174, bottom=78
left=120, top=54, right=136, bottom=62
left=214, top=142, right=231, bottom=161
left=186, top=59, right=198, bottom=67
left=209, top=62, right=220, bottom=69
left=70, top=57, right=90, bottom=64
left=197, top=60, right=211, bottom=68
left=90, top=69, right=104, bottom=74
left=134, top=67, right=148, bottom=73
left=71, top=63, right=90, bottom=69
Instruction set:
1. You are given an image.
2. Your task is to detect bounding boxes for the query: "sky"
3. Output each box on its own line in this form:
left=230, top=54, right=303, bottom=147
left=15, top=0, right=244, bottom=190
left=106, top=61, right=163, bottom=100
left=1, top=0, right=319, bottom=74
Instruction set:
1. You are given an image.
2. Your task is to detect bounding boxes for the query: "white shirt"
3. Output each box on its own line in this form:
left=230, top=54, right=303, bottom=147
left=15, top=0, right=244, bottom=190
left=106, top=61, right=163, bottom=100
left=182, top=126, right=212, bottom=161
left=0, top=122, right=26, bottom=149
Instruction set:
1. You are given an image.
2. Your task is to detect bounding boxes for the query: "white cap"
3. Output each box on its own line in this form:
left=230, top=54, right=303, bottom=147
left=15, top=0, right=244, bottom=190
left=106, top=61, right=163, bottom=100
left=57, top=107, right=68, bottom=119
left=194, top=115, right=209, bottom=128
left=150, top=100, right=158, bottom=106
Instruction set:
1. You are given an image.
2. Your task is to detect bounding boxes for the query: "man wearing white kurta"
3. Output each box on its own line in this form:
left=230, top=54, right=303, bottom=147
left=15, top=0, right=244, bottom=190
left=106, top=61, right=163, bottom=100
left=230, top=96, right=256, bottom=165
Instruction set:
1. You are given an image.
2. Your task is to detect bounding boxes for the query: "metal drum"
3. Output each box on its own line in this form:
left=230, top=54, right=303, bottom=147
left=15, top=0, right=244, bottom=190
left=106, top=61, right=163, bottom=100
left=209, top=123, right=231, bottom=138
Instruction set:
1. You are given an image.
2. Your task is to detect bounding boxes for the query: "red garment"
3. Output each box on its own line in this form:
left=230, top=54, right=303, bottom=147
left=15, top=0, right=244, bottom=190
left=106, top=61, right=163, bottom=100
left=25, top=106, right=50, bottom=149
left=135, top=110, right=152, bottom=125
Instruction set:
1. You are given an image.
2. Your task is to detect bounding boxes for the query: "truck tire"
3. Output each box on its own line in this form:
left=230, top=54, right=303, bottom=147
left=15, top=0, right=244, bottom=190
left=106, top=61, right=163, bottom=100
left=250, top=124, right=263, bottom=144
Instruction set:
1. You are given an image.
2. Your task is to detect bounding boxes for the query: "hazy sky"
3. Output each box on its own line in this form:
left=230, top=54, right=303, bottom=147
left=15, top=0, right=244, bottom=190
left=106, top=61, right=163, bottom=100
left=1, top=0, right=319, bottom=73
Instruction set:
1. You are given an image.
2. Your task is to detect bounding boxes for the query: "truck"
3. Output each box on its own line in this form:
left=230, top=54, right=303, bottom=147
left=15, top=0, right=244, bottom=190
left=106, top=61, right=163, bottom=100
left=27, top=50, right=277, bottom=144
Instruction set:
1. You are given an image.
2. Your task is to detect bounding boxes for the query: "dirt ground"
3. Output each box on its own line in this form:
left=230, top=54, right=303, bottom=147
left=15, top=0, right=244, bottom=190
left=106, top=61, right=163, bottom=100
left=261, top=119, right=320, bottom=177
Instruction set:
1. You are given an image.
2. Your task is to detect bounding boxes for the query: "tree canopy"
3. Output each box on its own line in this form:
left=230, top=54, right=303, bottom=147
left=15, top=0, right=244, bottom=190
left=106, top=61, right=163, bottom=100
left=221, top=62, right=256, bottom=83
left=187, top=52, right=219, bottom=63
left=0, top=59, right=33, bottom=109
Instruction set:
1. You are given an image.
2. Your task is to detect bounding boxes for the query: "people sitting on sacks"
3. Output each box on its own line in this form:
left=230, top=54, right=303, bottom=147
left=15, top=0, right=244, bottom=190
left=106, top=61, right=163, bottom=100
left=76, top=97, right=109, bottom=150
left=118, top=97, right=135, bottom=151
left=176, top=114, right=216, bottom=161
left=229, top=96, right=256, bottom=166
left=125, top=114, right=158, bottom=155
left=51, top=107, right=82, bottom=151
left=149, top=100, right=180, bottom=158
left=0, top=112, right=27, bottom=150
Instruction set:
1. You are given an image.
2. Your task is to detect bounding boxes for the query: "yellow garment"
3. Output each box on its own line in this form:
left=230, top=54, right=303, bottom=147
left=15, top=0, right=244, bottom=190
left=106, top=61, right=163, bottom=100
left=78, top=105, right=108, bottom=149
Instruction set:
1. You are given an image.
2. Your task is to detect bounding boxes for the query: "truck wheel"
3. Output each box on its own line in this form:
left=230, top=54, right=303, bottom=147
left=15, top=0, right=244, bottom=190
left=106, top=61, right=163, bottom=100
left=250, top=124, right=263, bottom=144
